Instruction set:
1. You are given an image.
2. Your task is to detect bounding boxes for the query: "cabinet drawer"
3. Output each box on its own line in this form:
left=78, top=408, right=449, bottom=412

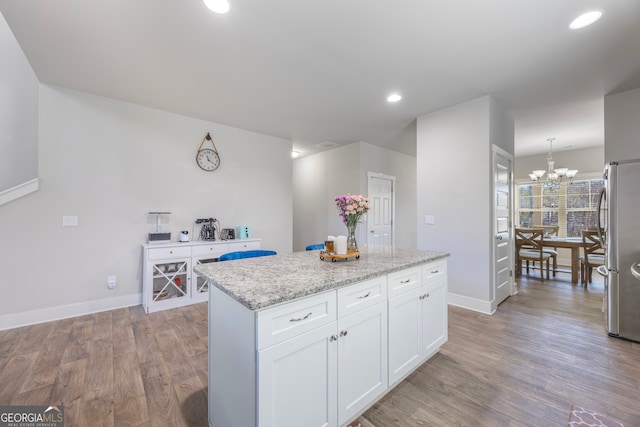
left=148, top=246, right=191, bottom=260
left=228, top=240, right=261, bottom=251
left=388, top=267, right=422, bottom=298
left=337, top=276, right=387, bottom=318
left=192, top=243, right=229, bottom=256
left=257, top=291, right=337, bottom=350
left=423, top=260, right=447, bottom=284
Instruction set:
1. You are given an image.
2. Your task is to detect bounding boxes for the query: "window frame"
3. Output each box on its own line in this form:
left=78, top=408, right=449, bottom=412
left=515, top=173, right=604, bottom=238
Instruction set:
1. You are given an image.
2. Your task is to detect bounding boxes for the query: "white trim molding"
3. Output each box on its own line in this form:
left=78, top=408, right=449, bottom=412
left=447, top=292, right=495, bottom=315
left=0, top=293, right=142, bottom=331
left=0, top=178, right=39, bottom=206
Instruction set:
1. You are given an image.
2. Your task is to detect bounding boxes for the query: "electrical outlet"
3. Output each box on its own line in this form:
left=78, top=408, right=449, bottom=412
left=107, top=275, right=116, bottom=289
left=425, top=215, right=435, bottom=225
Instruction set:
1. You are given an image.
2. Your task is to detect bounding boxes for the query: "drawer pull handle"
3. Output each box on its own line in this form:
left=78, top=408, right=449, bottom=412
left=290, top=312, right=312, bottom=322
left=330, top=335, right=338, bottom=342
left=340, top=330, right=348, bottom=337
left=357, top=291, right=371, bottom=299
left=169, top=251, right=173, bottom=254
left=419, top=293, right=429, bottom=300
left=430, top=270, right=439, bottom=274
left=400, top=279, right=411, bottom=284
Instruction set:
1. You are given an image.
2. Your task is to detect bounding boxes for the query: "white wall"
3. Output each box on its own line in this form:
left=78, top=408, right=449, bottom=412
left=605, top=87, right=640, bottom=162
left=0, top=85, right=292, bottom=329
left=515, top=146, right=605, bottom=180
left=417, top=96, right=513, bottom=313
left=292, top=141, right=416, bottom=252
left=359, top=143, right=417, bottom=249
left=0, top=12, right=38, bottom=197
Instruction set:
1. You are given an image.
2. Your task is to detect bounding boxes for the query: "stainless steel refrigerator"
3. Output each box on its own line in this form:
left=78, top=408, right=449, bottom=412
left=597, top=159, right=640, bottom=342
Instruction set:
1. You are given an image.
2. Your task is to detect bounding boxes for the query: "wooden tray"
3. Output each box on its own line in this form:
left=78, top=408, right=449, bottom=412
left=319, top=251, right=360, bottom=262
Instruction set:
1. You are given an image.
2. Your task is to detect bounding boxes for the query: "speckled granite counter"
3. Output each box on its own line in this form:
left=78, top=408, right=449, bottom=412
left=194, top=246, right=449, bottom=310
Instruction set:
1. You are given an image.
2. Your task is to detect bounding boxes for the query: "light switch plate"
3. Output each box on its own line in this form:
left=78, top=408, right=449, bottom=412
left=62, top=215, right=79, bottom=227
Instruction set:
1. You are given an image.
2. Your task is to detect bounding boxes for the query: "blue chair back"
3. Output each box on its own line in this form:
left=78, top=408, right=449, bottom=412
left=305, top=244, right=324, bottom=251
left=218, top=250, right=277, bottom=261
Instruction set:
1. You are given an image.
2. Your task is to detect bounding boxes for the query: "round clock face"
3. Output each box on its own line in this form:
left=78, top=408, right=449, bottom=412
left=196, top=149, right=220, bottom=171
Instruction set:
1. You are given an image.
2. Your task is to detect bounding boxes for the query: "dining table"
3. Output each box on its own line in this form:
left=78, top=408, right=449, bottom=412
left=543, top=237, right=585, bottom=284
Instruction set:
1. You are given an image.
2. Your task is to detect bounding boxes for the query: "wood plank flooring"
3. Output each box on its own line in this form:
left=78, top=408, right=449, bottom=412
left=1, top=274, right=639, bottom=426
left=354, top=275, right=640, bottom=427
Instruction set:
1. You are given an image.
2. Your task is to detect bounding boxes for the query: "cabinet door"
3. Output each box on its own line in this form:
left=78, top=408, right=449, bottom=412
left=258, top=322, right=337, bottom=427
left=337, top=302, right=388, bottom=425
left=192, top=256, right=218, bottom=300
left=388, top=287, right=423, bottom=385
left=421, top=277, right=448, bottom=359
left=144, top=258, right=192, bottom=313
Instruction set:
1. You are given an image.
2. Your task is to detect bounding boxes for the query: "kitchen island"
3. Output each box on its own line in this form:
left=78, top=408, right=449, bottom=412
left=195, top=246, right=450, bottom=427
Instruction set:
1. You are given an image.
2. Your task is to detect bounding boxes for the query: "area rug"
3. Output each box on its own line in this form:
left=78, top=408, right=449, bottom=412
left=568, top=405, right=624, bottom=427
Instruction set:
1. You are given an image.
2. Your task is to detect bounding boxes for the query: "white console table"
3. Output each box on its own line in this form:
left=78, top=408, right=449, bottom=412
left=141, top=239, right=261, bottom=313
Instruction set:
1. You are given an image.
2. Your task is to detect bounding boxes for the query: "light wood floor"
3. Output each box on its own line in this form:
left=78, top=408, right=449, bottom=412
left=1, top=274, right=639, bottom=426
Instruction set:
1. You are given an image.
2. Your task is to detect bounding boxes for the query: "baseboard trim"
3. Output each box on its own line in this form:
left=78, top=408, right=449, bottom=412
left=0, top=178, right=39, bottom=206
left=447, top=292, right=494, bottom=315
left=0, top=293, right=142, bottom=331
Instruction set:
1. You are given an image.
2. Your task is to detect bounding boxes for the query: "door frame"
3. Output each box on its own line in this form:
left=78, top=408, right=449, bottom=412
left=367, top=172, right=396, bottom=248
left=491, top=145, right=516, bottom=308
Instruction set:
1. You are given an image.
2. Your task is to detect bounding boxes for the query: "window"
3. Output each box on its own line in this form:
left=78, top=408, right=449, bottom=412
left=516, top=177, right=604, bottom=237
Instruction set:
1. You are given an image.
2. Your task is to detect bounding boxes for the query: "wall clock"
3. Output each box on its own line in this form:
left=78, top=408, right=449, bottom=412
left=196, top=132, right=221, bottom=171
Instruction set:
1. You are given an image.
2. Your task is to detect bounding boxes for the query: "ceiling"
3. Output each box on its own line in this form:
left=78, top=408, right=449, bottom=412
left=1, top=0, right=639, bottom=158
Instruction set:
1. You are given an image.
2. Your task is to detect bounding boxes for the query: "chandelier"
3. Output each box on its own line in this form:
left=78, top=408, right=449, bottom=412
left=529, top=138, right=578, bottom=189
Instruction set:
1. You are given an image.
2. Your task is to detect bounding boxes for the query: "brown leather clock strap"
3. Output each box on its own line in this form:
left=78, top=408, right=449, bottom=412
left=198, top=132, right=218, bottom=153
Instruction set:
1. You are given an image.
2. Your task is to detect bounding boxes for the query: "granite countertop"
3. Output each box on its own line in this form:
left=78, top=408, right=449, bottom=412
left=194, top=247, right=449, bottom=311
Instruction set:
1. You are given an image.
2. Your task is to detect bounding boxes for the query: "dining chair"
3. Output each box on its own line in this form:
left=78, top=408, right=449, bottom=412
left=579, top=230, right=604, bottom=286
left=533, top=225, right=559, bottom=276
left=218, top=250, right=277, bottom=261
left=515, top=228, right=552, bottom=280
left=305, top=243, right=325, bottom=251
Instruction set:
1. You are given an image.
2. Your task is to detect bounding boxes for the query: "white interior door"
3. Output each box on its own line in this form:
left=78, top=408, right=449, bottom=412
left=367, top=173, right=395, bottom=248
left=493, top=146, right=513, bottom=307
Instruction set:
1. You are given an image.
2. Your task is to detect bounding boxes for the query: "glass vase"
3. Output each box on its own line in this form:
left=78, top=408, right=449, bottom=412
left=346, top=224, right=358, bottom=253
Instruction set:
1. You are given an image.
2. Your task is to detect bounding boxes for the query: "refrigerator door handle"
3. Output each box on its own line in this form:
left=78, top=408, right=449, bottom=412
left=596, top=187, right=606, bottom=250
left=596, top=265, right=608, bottom=277
left=631, top=262, right=640, bottom=280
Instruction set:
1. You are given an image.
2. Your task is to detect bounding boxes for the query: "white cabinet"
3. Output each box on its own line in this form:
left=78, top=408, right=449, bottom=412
left=208, top=259, right=447, bottom=427
left=258, top=322, right=338, bottom=427
left=421, top=277, right=448, bottom=358
left=142, top=239, right=261, bottom=313
left=257, top=280, right=388, bottom=427
left=337, top=301, right=387, bottom=424
left=388, top=260, right=448, bottom=385
left=388, top=286, right=423, bottom=385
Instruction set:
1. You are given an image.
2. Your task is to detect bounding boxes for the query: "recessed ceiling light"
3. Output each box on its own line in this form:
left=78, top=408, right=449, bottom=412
left=387, top=94, right=402, bottom=103
left=569, top=10, right=602, bottom=29
left=204, top=0, right=230, bottom=14
left=291, top=151, right=300, bottom=158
